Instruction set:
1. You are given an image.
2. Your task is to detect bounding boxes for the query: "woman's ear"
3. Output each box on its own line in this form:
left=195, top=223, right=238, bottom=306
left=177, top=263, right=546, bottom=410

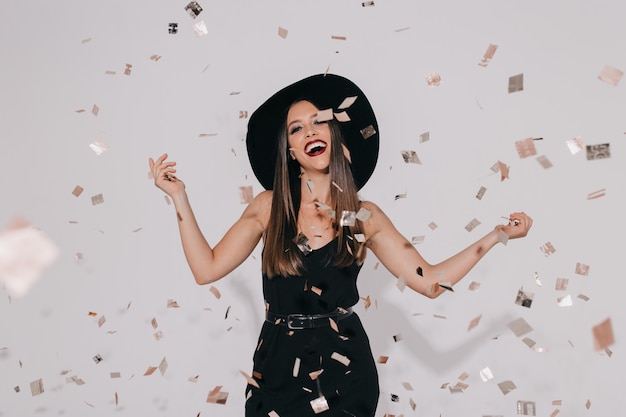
left=289, top=150, right=297, bottom=160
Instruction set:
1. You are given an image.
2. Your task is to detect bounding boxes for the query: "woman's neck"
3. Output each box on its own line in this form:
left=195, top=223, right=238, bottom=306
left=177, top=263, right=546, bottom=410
left=299, top=171, right=332, bottom=206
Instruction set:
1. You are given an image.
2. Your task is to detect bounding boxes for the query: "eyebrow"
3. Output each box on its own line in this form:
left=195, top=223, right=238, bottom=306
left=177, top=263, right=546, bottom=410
left=287, top=113, right=317, bottom=128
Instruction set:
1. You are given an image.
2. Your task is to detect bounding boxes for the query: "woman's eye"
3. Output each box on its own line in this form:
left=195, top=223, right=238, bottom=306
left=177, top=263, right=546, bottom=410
left=313, top=120, right=327, bottom=125
left=289, top=126, right=302, bottom=134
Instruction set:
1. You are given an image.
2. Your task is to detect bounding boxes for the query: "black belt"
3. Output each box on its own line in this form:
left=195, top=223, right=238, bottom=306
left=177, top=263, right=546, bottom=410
left=266, top=307, right=353, bottom=330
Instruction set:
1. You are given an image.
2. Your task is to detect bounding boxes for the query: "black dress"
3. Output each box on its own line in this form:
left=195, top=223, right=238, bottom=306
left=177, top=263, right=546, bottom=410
left=245, top=238, right=379, bottom=417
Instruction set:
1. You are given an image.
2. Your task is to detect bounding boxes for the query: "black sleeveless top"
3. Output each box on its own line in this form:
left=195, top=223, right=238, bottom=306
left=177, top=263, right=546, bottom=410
left=245, top=238, right=379, bottom=417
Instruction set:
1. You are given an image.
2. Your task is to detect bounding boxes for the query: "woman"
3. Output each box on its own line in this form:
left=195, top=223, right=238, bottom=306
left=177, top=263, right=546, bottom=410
left=149, top=74, right=532, bottom=417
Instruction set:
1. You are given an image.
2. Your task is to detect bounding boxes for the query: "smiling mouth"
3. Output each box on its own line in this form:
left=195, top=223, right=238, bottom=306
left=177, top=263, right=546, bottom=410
left=305, top=140, right=327, bottom=156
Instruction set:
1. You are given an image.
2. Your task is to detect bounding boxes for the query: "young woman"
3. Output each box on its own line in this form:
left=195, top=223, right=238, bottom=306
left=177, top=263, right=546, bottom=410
left=149, top=74, right=533, bottom=417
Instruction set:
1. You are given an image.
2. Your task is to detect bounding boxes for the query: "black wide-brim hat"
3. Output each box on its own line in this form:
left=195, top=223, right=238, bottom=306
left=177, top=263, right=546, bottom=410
left=246, top=73, right=379, bottom=190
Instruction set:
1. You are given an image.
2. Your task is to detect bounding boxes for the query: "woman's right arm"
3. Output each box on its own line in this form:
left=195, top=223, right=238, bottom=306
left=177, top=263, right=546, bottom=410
left=149, top=153, right=269, bottom=285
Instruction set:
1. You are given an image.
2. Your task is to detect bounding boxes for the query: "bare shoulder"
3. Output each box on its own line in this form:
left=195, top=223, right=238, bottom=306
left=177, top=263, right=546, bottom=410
left=360, top=200, right=394, bottom=238
left=244, top=190, right=273, bottom=230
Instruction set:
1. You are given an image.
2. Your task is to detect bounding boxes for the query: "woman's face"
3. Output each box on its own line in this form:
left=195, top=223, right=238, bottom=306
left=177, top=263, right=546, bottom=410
left=286, top=100, right=332, bottom=173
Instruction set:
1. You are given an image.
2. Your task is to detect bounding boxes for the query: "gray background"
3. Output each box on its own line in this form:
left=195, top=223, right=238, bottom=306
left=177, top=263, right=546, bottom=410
left=1, top=0, right=623, bottom=415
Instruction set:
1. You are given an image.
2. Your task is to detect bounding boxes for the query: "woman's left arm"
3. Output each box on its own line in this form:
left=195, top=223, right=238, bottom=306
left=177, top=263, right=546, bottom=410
left=361, top=201, right=533, bottom=298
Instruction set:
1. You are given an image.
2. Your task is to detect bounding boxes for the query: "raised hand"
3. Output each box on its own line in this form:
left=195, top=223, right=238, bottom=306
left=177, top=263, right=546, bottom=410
left=148, top=153, right=186, bottom=197
left=497, top=211, right=533, bottom=239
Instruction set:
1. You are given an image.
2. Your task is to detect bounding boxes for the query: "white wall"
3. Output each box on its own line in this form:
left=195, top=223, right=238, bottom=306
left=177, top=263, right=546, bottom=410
left=1, top=0, right=624, bottom=416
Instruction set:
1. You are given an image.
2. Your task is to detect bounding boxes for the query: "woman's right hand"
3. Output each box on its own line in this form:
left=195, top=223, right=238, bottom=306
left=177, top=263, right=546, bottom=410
left=148, top=153, right=186, bottom=197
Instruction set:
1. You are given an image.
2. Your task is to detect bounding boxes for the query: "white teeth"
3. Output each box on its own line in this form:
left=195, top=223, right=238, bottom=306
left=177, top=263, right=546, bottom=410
left=305, top=141, right=327, bottom=154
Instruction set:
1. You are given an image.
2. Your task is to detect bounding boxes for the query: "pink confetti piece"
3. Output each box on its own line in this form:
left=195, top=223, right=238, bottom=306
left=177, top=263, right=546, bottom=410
left=598, top=65, right=623, bottom=86
left=592, top=318, right=614, bottom=351
left=278, top=27, right=288, bottom=38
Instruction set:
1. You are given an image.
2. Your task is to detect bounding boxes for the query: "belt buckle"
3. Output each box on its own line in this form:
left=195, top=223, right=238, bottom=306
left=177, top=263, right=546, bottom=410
left=287, top=314, right=311, bottom=330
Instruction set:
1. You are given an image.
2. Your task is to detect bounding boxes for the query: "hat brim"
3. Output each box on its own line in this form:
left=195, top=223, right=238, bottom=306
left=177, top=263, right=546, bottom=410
left=246, top=74, right=379, bottom=191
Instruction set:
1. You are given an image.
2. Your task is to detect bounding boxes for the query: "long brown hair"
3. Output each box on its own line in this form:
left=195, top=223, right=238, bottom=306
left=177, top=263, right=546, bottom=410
left=262, top=100, right=367, bottom=277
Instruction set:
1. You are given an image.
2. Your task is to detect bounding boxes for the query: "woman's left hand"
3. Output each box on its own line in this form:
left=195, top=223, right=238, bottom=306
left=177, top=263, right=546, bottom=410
left=496, top=212, right=533, bottom=239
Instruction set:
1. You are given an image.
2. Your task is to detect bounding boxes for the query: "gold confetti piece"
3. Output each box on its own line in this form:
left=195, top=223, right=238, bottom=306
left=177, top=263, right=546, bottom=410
left=438, top=282, right=453, bottom=292
left=515, top=287, right=534, bottom=308
left=88, top=311, right=97, bottom=317
left=497, top=380, right=516, bottom=395
left=475, top=186, right=487, bottom=200
left=153, top=331, right=164, bottom=341
left=465, top=218, right=481, bottom=232
left=317, top=108, right=334, bottom=122
left=309, top=369, right=324, bottom=380
left=428, top=222, right=437, bottom=230
left=587, top=188, right=606, bottom=199
left=410, top=235, right=424, bottom=245
left=85, top=401, right=95, bottom=407
left=550, top=409, right=560, bottom=417
left=433, top=314, right=447, bottom=320
left=91, top=193, right=104, bottom=205
left=517, top=400, right=536, bottom=415
left=115, top=392, right=119, bottom=406
left=97, top=315, right=106, bottom=327
left=239, top=370, right=260, bottom=388
left=105, top=70, right=116, bottom=75
left=209, top=286, right=221, bottom=299
left=92, top=104, right=99, bottom=116
left=207, top=386, right=229, bottom=404
left=167, top=299, right=180, bottom=308
left=536, top=155, right=553, bottom=169
left=575, top=262, right=590, bottom=276
left=577, top=294, right=590, bottom=301
left=278, top=26, right=288, bottom=38
left=392, top=334, right=403, bottom=342
left=268, top=412, right=280, bottom=417
left=362, top=1, right=375, bottom=6
left=401, top=382, right=414, bottom=390
left=0, top=222, right=59, bottom=298
left=198, top=133, right=218, bottom=138
left=508, top=317, right=533, bottom=337
left=124, top=63, right=133, bottom=76
left=150, top=54, right=161, bottom=61
left=310, top=395, right=329, bottom=414
left=586, top=143, right=611, bottom=160
left=30, top=379, right=44, bottom=396
left=333, top=111, right=350, bottom=122
left=159, top=357, right=168, bottom=375
left=593, top=318, right=614, bottom=351
left=339, top=210, right=356, bottom=227
left=394, top=191, right=407, bottom=200
left=110, top=372, right=121, bottom=378
left=377, top=356, right=389, bottom=364
left=75, top=108, right=86, bottom=113
left=81, top=37, right=92, bottom=44
left=329, top=317, right=339, bottom=333
left=449, top=385, right=464, bottom=394
left=497, top=160, right=509, bottom=181
left=93, top=354, right=103, bottom=364
left=480, top=367, right=493, bottom=381
left=75, top=252, right=84, bottom=261
left=515, top=137, right=537, bottom=158
left=555, top=278, right=568, bottom=291
left=566, top=136, right=584, bottom=154
left=468, top=281, right=480, bottom=291
left=497, top=230, right=509, bottom=245
left=534, top=272, right=542, bottom=286
left=185, top=1, right=203, bottom=18
left=467, top=315, right=482, bottom=332
left=557, top=295, right=572, bottom=307
left=193, top=20, right=208, bottom=37
left=355, top=208, right=371, bottom=222
left=508, top=73, right=523, bottom=93
left=540, top=241, right=556, bottom=257
left=292, top=358, right=301, bottom=377
left=331, top=35, right=347, bottom=40
left=331, top=352, right=351, bottom=366
left=188, top=375, right=199, bottom=383
left=478, top=43, right=498, bottom=67
left=361, top=295, right=371, bottom=310
left=310, top=286, right=322, bottom=296
left=337, top=96, right=357, bottom=110
left=425, top=72, right=442, bottom=87
left=72, top=185, right=84, bottom=197
left=401, top=150, right=421, bottom=164
left=598, top=65, right=623, bottom=86
left=396, top=276, right=407, bottom=292
left=360, top=125, right=376, bottom=139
